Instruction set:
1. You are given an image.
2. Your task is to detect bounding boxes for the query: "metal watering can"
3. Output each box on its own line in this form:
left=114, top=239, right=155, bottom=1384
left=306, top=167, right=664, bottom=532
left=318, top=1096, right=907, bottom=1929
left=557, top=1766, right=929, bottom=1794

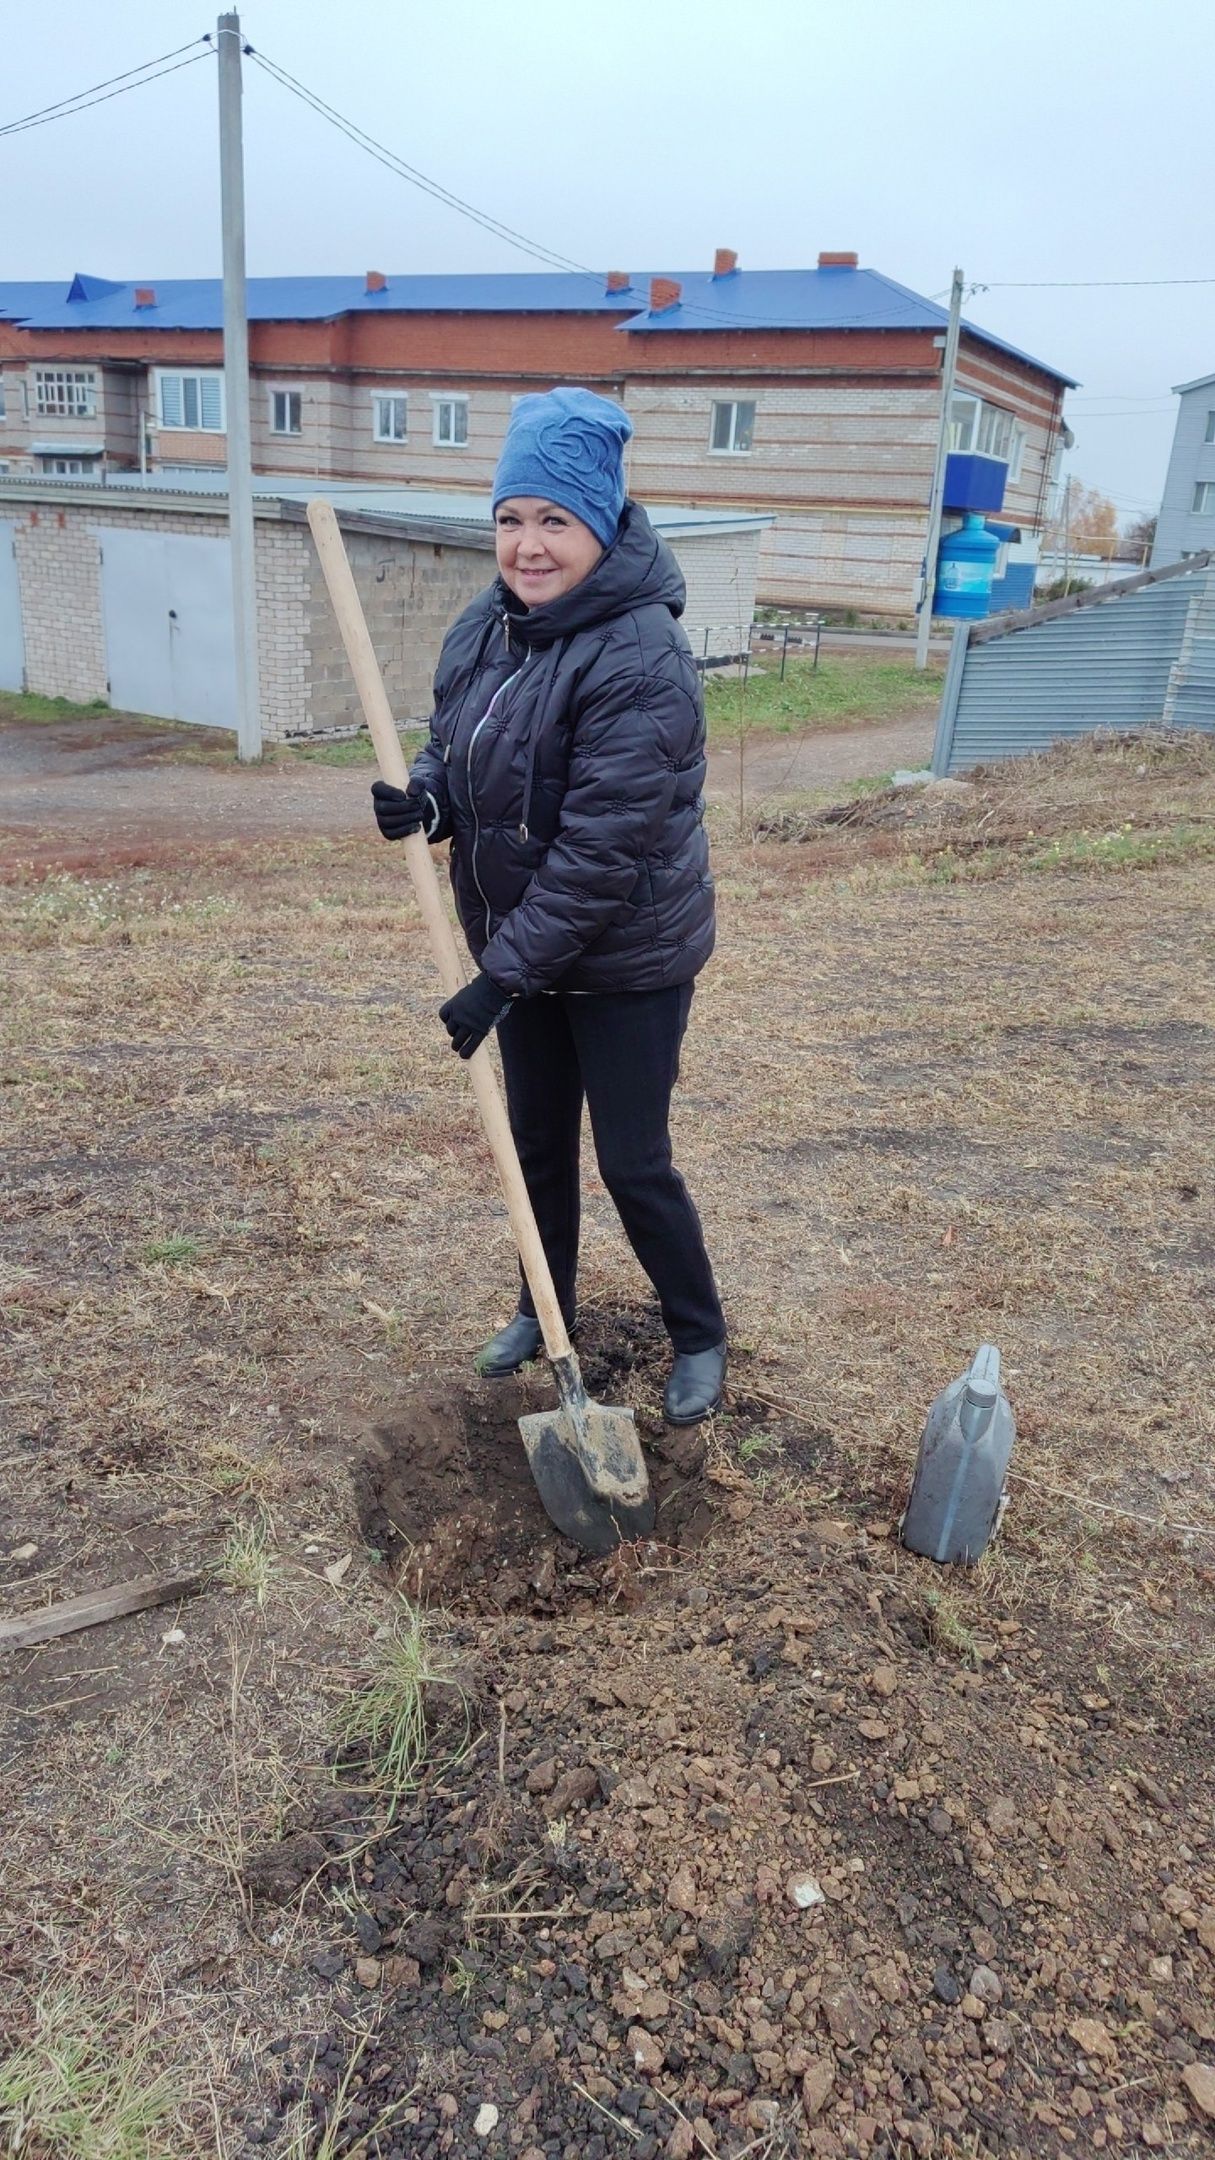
left=901, top=1344, right=1015, bottom=1565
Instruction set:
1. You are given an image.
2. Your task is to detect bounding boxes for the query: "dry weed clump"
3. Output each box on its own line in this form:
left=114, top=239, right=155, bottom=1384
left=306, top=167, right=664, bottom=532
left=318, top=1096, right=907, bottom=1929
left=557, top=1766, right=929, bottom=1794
left=340, top=1599, right=470, bottom=1817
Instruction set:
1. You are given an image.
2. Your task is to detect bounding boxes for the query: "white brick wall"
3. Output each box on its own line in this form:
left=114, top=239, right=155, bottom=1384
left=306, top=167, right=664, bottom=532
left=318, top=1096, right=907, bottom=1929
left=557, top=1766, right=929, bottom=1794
left=666, top=527, right=762, bottom=659
left=14, top=505, right=108, bottom=701
left=8, top=495, right=314, bottom=733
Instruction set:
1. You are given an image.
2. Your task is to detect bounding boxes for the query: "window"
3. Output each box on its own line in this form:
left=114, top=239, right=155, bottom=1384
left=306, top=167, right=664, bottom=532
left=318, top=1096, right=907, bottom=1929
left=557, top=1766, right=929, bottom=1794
left=1205, top=410, right=1215, bottom=444
left=949, top=394, right=979, bottom=453
left=40, top=455, right=96, bottom=476
left=0, top=381, right=6, bottom=422
left=710, top=400, right=755, bottom=454
left=373, top=394, right=407, bottom=443
left=270, top=388, right=301, bottom=435
left=977, top=404, right=1014, bottom=461
left=432, top=395, right=468, bottom=447
left=35, top=368, right=96, bottom=418
left=1193, top=482, right=1215, bottom=515
left=157, top=370, right=224, bottom=431
left=950, top=393, right=1019, bottom=467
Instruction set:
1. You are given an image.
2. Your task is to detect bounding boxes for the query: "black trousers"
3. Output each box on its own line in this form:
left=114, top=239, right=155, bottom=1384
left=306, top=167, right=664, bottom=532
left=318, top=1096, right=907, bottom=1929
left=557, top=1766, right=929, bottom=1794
left=496, top=983, right=725, bottom=1355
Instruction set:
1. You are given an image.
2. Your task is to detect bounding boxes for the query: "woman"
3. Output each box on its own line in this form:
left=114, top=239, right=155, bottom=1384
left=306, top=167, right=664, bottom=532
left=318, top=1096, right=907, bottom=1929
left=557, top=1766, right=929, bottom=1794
left=372, top=386, right=726, bottom=1424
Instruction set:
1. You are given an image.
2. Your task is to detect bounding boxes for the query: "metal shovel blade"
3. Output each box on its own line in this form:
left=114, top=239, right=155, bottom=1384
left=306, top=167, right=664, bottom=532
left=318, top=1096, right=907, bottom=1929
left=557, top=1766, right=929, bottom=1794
left=520, top=1353, right=655, bottom=1557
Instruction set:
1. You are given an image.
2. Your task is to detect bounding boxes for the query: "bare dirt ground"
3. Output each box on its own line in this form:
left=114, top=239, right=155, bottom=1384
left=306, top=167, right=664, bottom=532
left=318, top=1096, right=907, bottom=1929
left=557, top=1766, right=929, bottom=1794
left=2, top=711, right=1215, bottom=2160
left=0, top=708, right=937, bottom=872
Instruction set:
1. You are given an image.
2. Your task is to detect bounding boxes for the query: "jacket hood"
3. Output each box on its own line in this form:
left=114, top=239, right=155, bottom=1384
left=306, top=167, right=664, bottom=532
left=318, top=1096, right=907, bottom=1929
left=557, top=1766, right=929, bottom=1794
left=495, top=500, right=685, bottom=645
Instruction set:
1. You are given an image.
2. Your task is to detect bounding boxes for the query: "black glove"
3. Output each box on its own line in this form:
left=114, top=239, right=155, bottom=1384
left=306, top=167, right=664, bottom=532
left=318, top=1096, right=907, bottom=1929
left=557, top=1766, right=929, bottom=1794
left=371, top=778, right=428, bottom=841
left=439, top=972, right=513, bottom=1059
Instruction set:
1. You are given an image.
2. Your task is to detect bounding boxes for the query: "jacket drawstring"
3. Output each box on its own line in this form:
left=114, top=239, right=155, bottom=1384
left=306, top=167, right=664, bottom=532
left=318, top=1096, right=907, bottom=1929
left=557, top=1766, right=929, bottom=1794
left=517, top=638, right=566, bottom=843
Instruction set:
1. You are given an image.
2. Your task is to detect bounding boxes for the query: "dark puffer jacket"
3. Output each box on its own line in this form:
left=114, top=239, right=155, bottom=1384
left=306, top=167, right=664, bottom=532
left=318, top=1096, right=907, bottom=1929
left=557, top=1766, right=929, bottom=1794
left=407, top=501, right=715, bottom=997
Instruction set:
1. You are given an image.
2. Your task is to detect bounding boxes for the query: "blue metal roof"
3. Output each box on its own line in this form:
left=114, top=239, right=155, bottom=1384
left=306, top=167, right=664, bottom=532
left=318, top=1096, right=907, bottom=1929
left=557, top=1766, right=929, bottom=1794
left=0, top=281, right=71, bottom=322
left=622, top=268, right=1077, bottom=383
left=0, top=266, right=1075, bottom=385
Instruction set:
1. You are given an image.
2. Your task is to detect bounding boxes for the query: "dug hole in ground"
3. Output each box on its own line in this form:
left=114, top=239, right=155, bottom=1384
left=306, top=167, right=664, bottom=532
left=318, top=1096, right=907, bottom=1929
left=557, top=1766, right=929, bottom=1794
left=1, top=703, right=1214, bottom=2160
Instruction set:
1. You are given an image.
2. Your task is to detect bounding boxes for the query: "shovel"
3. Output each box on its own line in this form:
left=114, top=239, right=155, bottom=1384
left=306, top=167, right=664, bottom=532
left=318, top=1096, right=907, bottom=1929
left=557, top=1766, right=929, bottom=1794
left=307, top=500, right=655, bottom=1557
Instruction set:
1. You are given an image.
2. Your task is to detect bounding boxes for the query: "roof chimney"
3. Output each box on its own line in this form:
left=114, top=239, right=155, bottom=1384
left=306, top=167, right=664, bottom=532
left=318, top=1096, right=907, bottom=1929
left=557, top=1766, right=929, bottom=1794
left=365, top=270, right=388, bottom=294
left=649, top=276, right=682, bottom=315
left=817, top=251, right=859, bottom=269
left=712, top=248, right=738, bottom=279
left=133, top=286, right=157, bottom=309
left=605, top=270, right=631, bottom=295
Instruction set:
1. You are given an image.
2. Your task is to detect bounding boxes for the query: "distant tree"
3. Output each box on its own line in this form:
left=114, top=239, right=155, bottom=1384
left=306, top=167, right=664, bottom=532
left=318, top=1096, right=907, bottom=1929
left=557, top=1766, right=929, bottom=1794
left=1121, top=511, right=1157, bottom=562
left=1044, top=478, right=1120, bottom=560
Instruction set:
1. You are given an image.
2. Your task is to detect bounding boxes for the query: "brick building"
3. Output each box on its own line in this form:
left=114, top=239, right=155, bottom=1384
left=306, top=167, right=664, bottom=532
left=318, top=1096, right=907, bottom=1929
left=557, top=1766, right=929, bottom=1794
left=0, top=255, right=1074, bottom=617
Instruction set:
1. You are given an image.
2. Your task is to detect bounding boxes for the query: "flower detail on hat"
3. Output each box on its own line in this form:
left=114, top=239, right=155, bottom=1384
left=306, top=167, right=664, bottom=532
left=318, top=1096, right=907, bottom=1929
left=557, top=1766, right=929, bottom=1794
left=531, top=409, right=620, bottom=524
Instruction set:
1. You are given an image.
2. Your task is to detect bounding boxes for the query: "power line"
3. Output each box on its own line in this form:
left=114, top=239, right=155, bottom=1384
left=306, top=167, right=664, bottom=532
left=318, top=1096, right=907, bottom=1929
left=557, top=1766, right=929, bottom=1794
left=0, top=41, right=215, bottom=139
left=248, top=46, right=958, bottom=334
left=983, top=274, right=1215, bottom=290
left=246, top=47, right=602, bottom=280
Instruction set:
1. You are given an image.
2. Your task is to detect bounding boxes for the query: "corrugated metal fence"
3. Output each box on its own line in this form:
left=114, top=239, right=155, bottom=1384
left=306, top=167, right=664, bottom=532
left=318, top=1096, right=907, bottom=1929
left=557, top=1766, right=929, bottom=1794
left=932, top=553, right=1215, bottom=776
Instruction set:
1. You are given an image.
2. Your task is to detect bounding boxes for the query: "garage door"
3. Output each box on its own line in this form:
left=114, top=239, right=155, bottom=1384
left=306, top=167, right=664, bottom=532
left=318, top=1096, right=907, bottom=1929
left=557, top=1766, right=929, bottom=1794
left=0, top=520, right=24, bottom=692
left=98, top=527, right=238, bottom=729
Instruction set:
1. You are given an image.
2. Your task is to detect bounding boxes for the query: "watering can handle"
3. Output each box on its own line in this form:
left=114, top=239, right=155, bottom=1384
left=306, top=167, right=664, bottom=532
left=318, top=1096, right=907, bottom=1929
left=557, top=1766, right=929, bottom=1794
left=965, top=1343, right=1001, bottom=1407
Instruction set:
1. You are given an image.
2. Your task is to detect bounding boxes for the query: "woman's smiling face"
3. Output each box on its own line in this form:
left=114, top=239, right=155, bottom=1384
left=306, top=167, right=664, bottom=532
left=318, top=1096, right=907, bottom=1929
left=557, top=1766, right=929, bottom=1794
left=494, top=497, right=603, bottom=607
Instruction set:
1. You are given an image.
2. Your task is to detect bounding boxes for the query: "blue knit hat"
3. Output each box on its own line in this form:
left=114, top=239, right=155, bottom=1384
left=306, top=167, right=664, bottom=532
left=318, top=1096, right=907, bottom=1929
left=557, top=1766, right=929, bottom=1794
left=491, top=386, right=633, bottom=548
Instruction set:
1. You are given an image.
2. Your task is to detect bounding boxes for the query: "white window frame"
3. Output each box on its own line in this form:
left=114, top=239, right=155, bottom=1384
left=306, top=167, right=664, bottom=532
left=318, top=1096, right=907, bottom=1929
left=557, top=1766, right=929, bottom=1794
left=1193, top=481, right=1215, bottom=515
left=269, top=386, right=302, bottom=436
left=372, top=393, right=407, bottom=444
left=35, top=368, right=96, bottom=419
left=0, top=380, right=6, bottom=423
left=1205, top=410, right=1215, bottom=444
left=709, top=399, right=756, bottom=455
left=41, top=455, right=97, bottom=476
left=431, top=394, right=469, bottom=448
left=976, top=404, right=1014, bottom=462
left=949, top=393, right=980, bottom=454
left=950, top=392, right=1022, bottom=471
left=155, top=368, right=225, bottom=433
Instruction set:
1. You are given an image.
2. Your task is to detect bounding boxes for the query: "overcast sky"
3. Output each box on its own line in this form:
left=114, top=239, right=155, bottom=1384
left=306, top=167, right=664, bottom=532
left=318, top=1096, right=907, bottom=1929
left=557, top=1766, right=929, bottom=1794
left=4, top=0, right=1211, bottom=529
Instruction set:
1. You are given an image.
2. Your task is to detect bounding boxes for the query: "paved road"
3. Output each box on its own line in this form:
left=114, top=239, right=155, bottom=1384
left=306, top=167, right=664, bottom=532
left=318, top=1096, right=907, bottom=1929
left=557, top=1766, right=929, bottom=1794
left=0, top=707, right=937, bottom=868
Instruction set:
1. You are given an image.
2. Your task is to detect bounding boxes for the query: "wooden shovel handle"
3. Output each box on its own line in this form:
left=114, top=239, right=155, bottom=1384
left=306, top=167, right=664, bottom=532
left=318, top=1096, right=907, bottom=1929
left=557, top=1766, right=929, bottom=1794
left=306, top=500, right=571, bottom=1360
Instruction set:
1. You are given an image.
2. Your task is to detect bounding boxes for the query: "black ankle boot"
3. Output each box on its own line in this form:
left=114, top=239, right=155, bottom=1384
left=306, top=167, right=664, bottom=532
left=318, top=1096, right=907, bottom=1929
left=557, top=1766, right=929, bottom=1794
left=475, top=1312, right=544, bottom=1378
left=663, top=1341, right=727, bottom=1425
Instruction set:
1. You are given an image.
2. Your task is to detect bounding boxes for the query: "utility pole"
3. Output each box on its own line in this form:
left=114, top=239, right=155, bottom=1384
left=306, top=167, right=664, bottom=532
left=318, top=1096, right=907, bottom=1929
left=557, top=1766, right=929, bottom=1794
left=217, top=11, right=261, bottom=761
left=1062, top=476, right=1071, bottom=595
left=914, top=265, right=964, bottom=672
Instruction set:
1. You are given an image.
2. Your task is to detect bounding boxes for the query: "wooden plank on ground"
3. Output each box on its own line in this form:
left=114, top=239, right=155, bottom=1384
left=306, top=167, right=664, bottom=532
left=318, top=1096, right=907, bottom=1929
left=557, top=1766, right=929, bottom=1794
left=0, top=1571, right=206, bottom=1650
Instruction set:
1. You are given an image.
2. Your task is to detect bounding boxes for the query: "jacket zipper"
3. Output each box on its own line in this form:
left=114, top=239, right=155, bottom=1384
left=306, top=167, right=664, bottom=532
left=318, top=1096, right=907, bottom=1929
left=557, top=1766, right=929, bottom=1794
left=467, top=661, right=525, bottom=942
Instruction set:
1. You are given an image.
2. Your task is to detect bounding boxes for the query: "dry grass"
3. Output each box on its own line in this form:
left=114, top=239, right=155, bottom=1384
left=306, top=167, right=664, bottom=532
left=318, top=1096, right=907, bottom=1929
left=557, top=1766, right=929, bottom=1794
left=0, top=1987, right=181, bottom=2159
left=3, top=729, right=1214, bottom=2141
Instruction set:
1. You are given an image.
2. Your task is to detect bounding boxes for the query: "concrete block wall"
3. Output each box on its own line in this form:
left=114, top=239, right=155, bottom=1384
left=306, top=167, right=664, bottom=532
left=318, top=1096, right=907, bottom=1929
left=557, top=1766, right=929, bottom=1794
left=303, top=524, right=494, bottom=733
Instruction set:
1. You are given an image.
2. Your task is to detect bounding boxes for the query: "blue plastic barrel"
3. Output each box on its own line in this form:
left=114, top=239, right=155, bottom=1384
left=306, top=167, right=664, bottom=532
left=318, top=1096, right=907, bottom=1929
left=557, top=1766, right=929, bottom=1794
left=934, top=513, right=1000, bottom=619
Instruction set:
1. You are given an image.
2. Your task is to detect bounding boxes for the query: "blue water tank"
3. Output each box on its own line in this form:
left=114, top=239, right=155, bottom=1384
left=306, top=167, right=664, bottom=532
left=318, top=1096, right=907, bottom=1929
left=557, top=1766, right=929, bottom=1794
left=935, top=514, right=1000, bottom=619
